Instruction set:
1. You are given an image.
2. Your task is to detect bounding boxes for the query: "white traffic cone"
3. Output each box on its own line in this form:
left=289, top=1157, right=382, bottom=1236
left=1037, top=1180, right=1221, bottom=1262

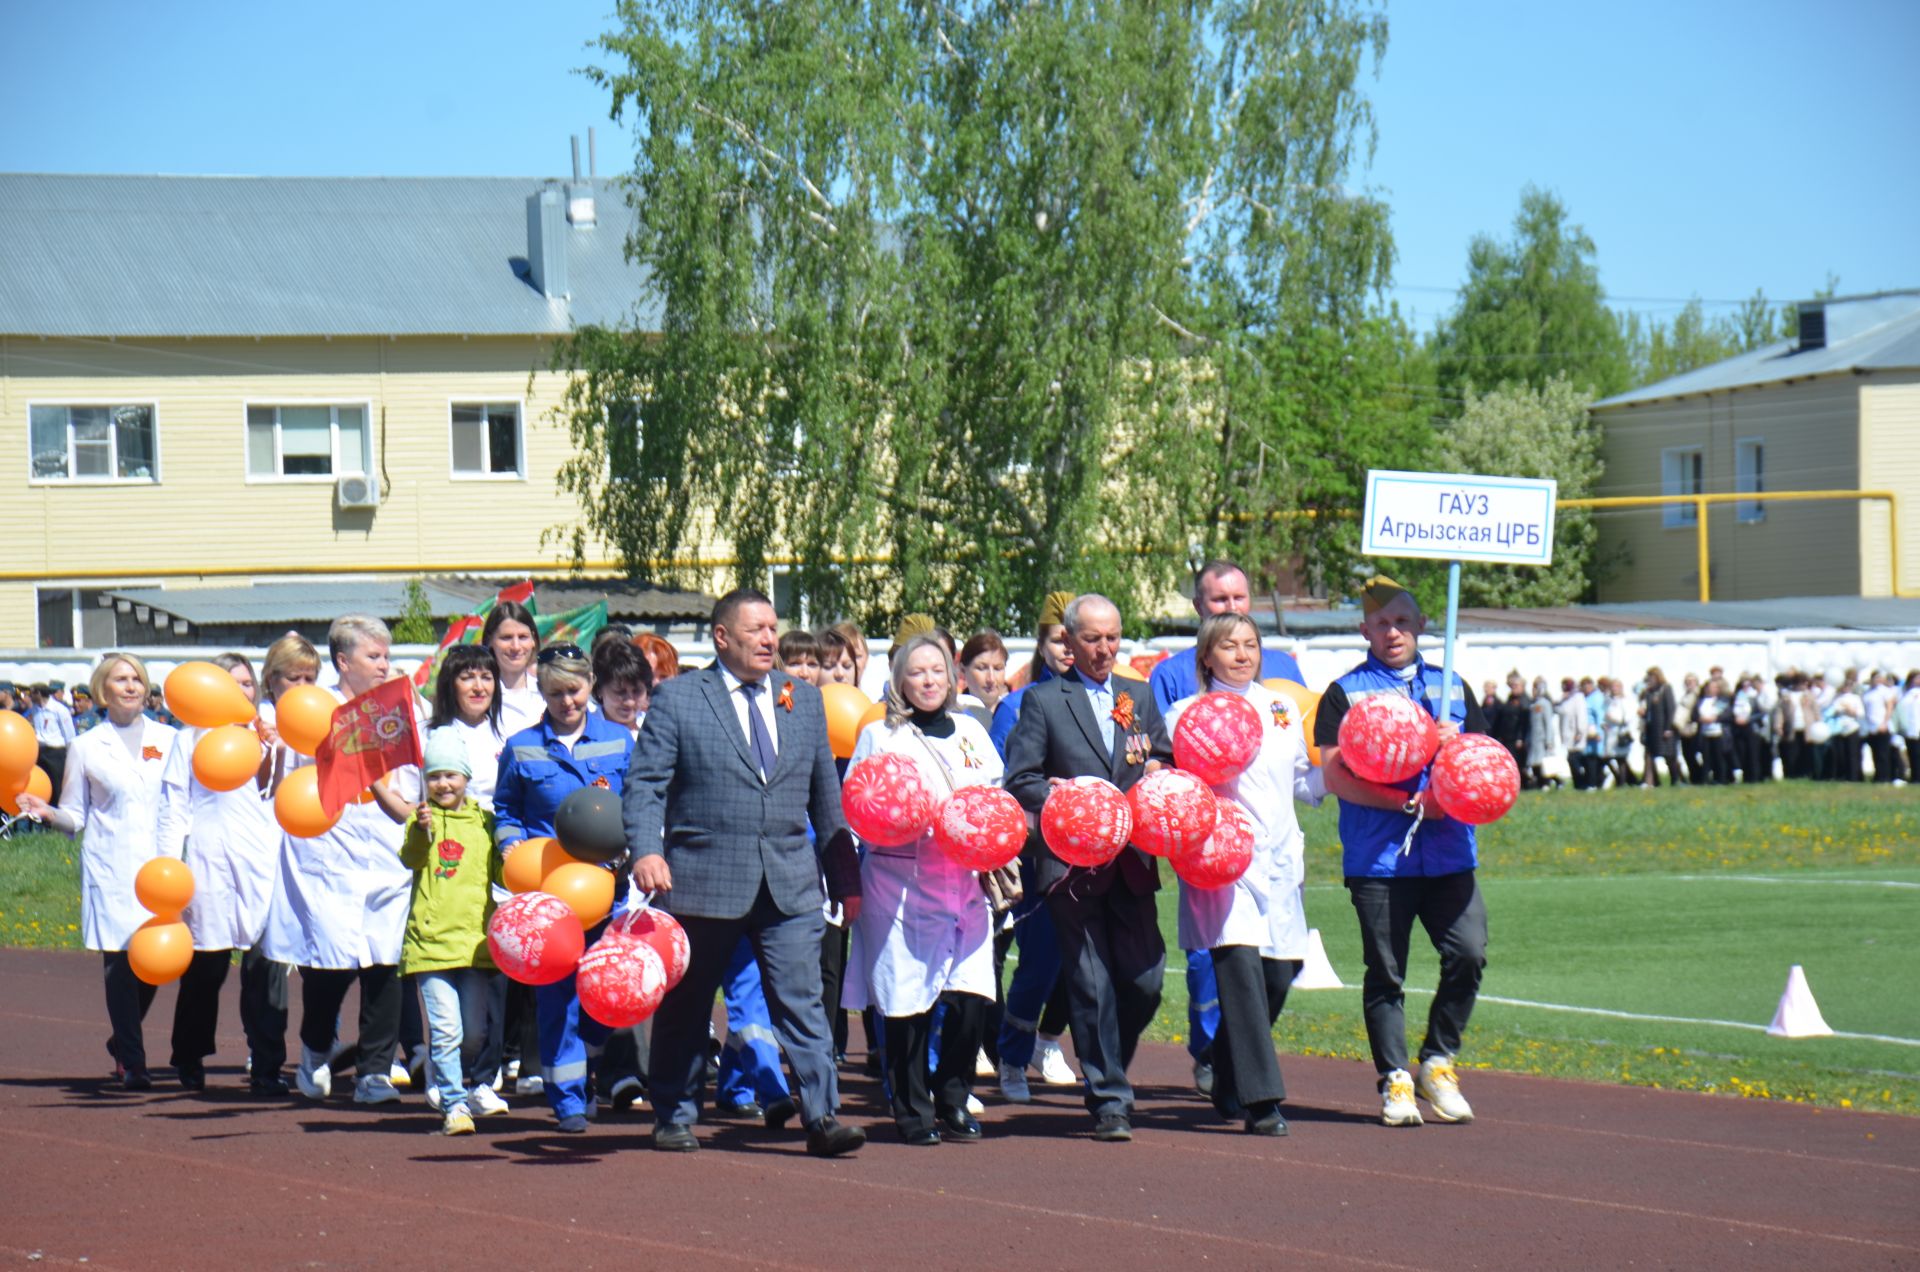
left=1291, top=928, right=1345, bottom=990
left=1766, top=964, right=1834, bottom=1039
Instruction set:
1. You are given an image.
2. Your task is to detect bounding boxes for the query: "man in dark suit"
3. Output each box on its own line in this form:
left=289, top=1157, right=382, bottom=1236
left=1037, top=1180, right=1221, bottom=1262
left=1004, top=593, right=1174, bottom=1142
left=625, top=588, right=865, bottom=1157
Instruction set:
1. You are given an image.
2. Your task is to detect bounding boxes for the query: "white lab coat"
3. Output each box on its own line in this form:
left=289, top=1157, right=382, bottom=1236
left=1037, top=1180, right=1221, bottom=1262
left=55, top=716, right=180, bottom=951
left=843, top=713, right=1002, bottom=1016
left=257, top=691, right=418, bottom=970
left=1169, top=681, right=1322, bottom=958
left=157, top=724, right=284, bottom=951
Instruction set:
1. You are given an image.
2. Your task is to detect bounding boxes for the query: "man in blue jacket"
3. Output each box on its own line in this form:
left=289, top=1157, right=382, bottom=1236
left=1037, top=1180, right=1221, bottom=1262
left=1314, top=576, right=1488, bottom=1129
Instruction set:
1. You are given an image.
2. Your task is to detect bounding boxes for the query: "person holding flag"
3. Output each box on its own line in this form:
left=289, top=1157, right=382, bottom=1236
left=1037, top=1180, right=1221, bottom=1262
left=260, top=615, right=422, bottom=1106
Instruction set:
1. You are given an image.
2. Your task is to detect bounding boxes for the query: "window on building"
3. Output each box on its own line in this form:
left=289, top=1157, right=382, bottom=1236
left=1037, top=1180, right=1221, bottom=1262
left=36, top=589, right=124, bottom=648
left=1662, top=446, right=1704, bottom=528
left=451, top=402, right=523, bottom=477
left=1736, top=438, right=1765, bottom=524
left=28, top=404, right=158, bottom=482
left=246, top=405, right=369, bottom=478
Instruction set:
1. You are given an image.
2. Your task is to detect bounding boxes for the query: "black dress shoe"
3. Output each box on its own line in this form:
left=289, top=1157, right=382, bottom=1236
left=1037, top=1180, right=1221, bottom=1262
left=653, top=1123, right=699, bottom=1153
left=176, top=1062, right=206, bottom=1091
left=122, top=1069, right=153, bottom=1092
left=762, top=1096, right=798, bottom=1130
left=1246, top=1103, right=1289, bottom=1137
left=716, top=1099, right=765, bottom=1119
left=806, top=1117, right=866, bottom=1157
left=936, top=1108, right=982, bottom=1141
left=901, top=1126, right=941, bottom=1147
left=250, top=1074, right=291, bottom=1097
left=1091, top=1114, right=1132, bottom=1142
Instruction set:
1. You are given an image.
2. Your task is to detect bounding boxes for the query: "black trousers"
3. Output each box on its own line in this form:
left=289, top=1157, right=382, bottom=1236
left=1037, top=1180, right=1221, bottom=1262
left=883, top=992, right=988, bottom=1136
left=298, top=965, right=402, bottom=1081
left=239, top=948, right=290, bottom=1077
left=171, top=949, right=234, bottom=1069
left=1347, top=871, right=1488, bottom=1078
left=1208, top=946, right=1299, bottom=1119
left=101, top=950, right=159, bottom=1075
left=820, top=919, right=850, bottom=1059
left=1868, top=733, right=1900, bottom=783
left=1046, top=884, right=1165, bottom=1119
left=39, top=746, right=67, bottom=809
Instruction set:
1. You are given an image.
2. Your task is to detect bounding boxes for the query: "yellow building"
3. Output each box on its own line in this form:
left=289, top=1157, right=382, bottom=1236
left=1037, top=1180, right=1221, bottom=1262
left=1, top=171, right=680, bottom=648
left=1588, top=291, right=1920, bottom=601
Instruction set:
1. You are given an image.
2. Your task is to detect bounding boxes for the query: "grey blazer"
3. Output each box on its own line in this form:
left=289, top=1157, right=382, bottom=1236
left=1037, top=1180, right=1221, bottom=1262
left=1003, top=670, right=1174, bottom=897
left=622, top=666, right=856, bottom=921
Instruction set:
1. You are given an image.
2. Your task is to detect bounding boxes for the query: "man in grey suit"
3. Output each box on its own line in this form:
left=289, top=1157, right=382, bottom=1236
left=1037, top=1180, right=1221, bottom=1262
left=625, top=588, right=866, bottom=1156
left=1004, top=593, right=1174, bottom=1142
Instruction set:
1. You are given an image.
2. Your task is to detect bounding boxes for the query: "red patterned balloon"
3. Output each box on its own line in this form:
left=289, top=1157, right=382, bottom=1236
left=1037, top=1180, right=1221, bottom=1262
left=1172, top=692, right=1264, bottom=785
left=605, top=905, right=691, bottom=987
left=1040, top=776, right=1134, bottom=868
left=1125, top=768, right=1220, bottom=858
left=487, top=892, right=585, bottom=986
left=1428, top=733, right=1521, bottom=824
left=842, top=751, right=938, bottom=847
left=1336, top=693, right=1440, bottom=784
left=1170, top=802, right=1255, bottom=889
left=931, top=785, right=1028, bottom=872
left=576, top=935, right=669, bottom=1028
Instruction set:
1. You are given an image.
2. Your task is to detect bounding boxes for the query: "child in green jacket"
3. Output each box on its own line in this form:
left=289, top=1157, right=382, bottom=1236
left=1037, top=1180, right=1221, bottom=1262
left=402, top=728, right=504, bottom=1135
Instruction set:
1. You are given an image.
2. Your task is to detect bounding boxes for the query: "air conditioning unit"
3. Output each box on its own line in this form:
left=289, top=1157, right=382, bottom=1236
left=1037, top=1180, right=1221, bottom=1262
left=336, top=474, right=380, bottom=509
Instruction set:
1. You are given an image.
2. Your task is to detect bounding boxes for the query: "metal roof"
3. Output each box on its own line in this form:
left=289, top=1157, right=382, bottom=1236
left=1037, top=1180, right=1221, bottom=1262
left=103, top=581, right=480, bottom=626
left=1593, top=291, right=1920, bottom=410
left=0, top=173, right=662, bottom=338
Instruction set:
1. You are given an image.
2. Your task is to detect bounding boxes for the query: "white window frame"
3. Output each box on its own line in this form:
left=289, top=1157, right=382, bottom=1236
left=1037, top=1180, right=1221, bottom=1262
left=1735, top=437, right=1765, bottom=524
left=1661, top=446, right=1704, bottom=529
left=26, top=402, right=162, bottom=485
left=241, top=400, right=375, bottom=484
left=34, top=583, right=165, bottom=648
left=448, top=398, right=527, bottom=481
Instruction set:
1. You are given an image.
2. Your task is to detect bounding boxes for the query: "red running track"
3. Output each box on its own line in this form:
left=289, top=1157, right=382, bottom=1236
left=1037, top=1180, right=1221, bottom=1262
left=1, top=947, right=1916, bottom=1271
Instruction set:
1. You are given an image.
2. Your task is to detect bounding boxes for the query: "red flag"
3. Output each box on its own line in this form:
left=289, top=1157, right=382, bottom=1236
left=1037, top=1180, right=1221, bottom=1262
left=316, top=678, right=423, bottom=818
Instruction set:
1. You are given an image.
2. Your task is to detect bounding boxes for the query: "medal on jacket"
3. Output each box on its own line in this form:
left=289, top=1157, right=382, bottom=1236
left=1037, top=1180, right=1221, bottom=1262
left=1270, top=700, right=1291, bottom=729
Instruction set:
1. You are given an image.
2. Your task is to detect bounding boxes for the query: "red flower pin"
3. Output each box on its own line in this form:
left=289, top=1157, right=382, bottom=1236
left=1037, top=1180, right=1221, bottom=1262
left=1111, top=692, right=1135, bottom=731
left=778, top=681, right=795, bottom=712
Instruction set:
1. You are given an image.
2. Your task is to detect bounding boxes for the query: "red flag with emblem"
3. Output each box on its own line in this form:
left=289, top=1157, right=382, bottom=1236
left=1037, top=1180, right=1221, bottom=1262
left=316, top=678, right=423, bottom=818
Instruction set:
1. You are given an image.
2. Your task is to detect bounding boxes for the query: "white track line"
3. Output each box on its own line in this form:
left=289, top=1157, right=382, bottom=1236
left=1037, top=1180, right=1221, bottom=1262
left=1398, top=987, right=1920, bottom=1047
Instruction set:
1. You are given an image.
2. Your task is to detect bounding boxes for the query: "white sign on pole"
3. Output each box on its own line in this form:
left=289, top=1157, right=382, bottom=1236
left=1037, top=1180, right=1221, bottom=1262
left=1361, top=469, right=1558, bottom=566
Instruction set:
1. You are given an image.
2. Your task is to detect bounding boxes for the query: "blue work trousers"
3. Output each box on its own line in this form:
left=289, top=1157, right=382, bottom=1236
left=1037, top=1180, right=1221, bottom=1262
left=717, top=936, right=792, bottom=1106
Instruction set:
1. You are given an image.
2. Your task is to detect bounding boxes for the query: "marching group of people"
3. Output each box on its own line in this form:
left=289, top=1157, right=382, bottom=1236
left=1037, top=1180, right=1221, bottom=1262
left=11, top=561, right=1495, bottom=1152
left=1478, top=665, right=1920, bottom=790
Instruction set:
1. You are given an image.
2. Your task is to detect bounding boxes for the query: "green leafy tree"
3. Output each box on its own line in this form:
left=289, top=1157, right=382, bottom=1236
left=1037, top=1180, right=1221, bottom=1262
left=1431, top=187, right=1630, bottom=404
left=392, top=580, right=438, bottom=644
left=554, top=0, right=1397, bottom=633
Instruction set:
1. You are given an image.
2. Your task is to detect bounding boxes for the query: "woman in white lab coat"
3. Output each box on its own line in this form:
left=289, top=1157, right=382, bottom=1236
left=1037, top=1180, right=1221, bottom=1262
left=258, top=615, right=416, bottom=1105
left=1167, top=612, right=1322, bottom=1136
left=18, top=652, right=180, bottom=1090
left=843, top=634, right=1003, bottom=1146
left=156, top=651, right=288, bottom=1093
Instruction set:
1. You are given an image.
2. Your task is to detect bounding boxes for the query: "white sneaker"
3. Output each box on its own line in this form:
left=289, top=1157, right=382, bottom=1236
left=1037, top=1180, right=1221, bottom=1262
left=506, top=1058, right=521, bottom=1082
left=442, top=1103, right=475, bottom=1136
left=354, top=1074, right=401, bottom=1105
left=426, top=1086, right=443, bottom=1112
left=997, top=1061, right=1031, bottom=1104
left=974, top=1047, right=995, bottom=1079
left=1381, top=1069, right=1423, bottom=1127
left=965, top=1093, right=984, bottom=1116
left=295, top=1045, right=332, bottom=1100
left=1415, top=1057, right=1474, bottom=1123
left=469, top=1083, right=510, bottom=1116
left=1035, top=1037, right=1076, bottom=1086
left=516, top=1073, right=545, bottom=1098
left=388, top=1061, right=412, bottom=1090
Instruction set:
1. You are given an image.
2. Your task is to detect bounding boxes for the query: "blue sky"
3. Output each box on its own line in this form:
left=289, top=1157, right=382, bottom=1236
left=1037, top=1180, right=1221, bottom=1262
left=4, top=0, right=1915, bottom=332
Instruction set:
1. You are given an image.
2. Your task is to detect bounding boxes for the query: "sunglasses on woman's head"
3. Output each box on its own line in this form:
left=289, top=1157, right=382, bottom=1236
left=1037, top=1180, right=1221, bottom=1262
left=537, top=643, right=584, bottom=665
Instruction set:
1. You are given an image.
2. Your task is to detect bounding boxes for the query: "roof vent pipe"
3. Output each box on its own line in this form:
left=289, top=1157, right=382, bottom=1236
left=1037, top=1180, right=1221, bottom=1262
left=1795, top=305, right=1826, bottom=352
left=567, top=134, right=596, bottom=227
left=527, top=184, right=569, bottom=298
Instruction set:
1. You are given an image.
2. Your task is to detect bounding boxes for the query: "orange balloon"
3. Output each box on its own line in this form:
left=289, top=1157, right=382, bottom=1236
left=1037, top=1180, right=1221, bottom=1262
left=0, top=764, right=53, bottom=816
left=127, top=918, right=195, bottom=986
left=274, top=766, right=341, bottom=839
left=821, top=683, right=874, bottom=760
left=1263, top=680, right=1323, bottom=767
left=1112, top=661, right=1147, bottom=682
left=857, top=700, right=885, bottom=732
left=542, top=860, right=615, bottom=926
left=165, top=661, right=256, bottom=730
left=348, top=787, right=377, bottom=806
left=193, top=725, right=263, bottom=792
left=274, top=685, right=338, bottom=757
left=503, top=836, right=574, bottom=894
left=134, top=856, right=195, bottom=919
left=0, top=709, right=37, bottom=779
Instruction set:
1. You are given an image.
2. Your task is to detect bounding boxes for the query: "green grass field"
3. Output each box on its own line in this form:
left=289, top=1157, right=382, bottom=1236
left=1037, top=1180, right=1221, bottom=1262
left=6, top=782, right=1917, bottom=1112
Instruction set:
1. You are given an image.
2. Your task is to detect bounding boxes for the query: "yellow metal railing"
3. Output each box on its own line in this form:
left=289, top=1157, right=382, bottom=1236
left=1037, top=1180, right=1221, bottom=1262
left=1556, top=489, right=1910, bottom=602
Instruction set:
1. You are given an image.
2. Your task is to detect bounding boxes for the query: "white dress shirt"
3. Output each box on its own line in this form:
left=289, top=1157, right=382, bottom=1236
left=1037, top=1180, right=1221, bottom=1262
left=1079, top=671, right=1116, bottom=753
left=718, top=663, right=781, bottom=763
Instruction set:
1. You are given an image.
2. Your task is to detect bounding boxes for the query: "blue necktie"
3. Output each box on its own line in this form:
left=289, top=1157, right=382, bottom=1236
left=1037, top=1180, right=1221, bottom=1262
left=741, top=681, right=775, bottom=781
